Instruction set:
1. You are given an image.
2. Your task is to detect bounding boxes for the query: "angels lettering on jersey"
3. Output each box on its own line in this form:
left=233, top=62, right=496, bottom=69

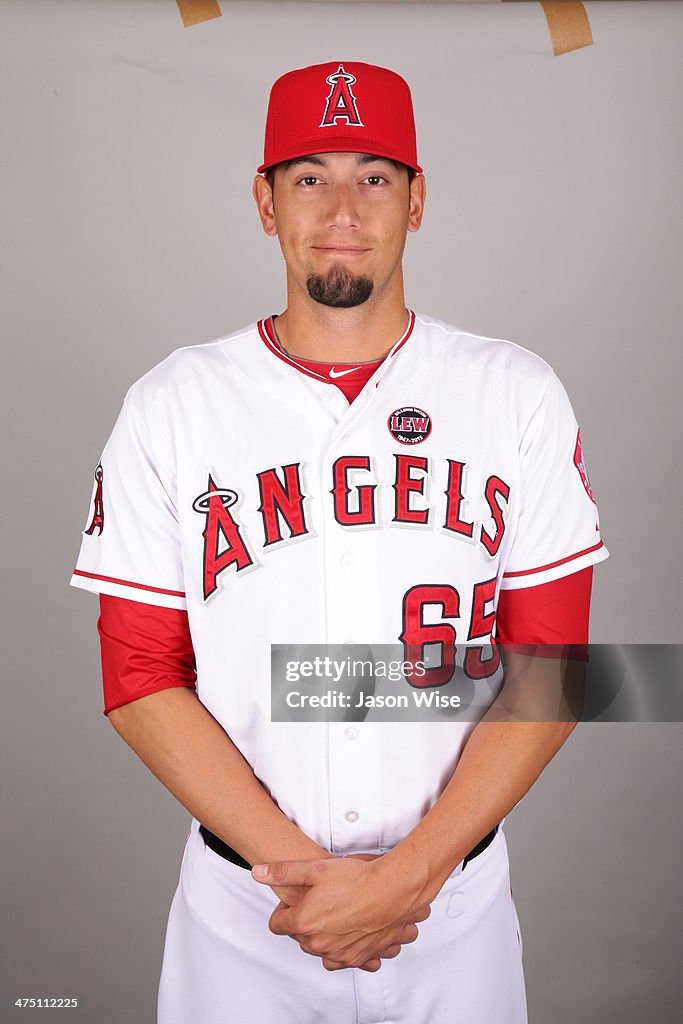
left=192, top=454, right=511, bottom=604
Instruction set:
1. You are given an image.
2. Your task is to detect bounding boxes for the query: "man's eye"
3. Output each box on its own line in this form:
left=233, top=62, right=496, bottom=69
left=298, top=176, right=320, bottom=186
left=365, top=176, right=385, bottom=186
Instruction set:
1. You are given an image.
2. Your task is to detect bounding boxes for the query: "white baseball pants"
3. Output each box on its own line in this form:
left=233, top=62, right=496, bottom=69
left=157, top=817, right=527, bottom=1024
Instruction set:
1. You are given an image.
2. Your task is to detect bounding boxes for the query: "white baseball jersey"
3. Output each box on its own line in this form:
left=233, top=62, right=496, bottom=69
left=71, top=310, right=608, bottom=855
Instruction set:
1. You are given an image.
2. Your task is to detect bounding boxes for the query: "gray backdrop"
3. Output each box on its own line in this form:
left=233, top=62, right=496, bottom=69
left=2, top=1, right=681, bottom=1021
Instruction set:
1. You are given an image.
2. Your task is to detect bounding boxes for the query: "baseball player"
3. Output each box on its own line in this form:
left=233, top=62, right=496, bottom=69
left=71, top=61, right=609, bottom=1023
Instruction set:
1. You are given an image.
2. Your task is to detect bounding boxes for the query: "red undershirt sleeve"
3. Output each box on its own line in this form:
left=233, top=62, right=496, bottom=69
left=495, top=565, right=593, bottom=661
left=97, top=569, right=593, bottom=716
left=98, top=594, right=197, bottom=717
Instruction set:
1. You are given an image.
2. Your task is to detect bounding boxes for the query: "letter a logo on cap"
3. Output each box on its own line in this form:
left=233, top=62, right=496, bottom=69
left=320, top=65, right=364, bottom=128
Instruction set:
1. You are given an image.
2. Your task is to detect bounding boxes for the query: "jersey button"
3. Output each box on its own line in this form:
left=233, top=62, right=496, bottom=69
left=344, top=727, right=358, bottom=741
left=320, top=390, right=333, bottom=402
left=340, top=553, right=354, bottom=568
left=345, top=811, right=359, bottom=823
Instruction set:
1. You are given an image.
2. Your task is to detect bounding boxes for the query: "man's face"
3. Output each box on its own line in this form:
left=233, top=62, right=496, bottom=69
left=253, top=152, right=425, bottom=309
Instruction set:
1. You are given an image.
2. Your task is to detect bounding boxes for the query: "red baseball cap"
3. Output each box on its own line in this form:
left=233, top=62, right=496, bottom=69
left=257, top=61, right=422, bottom=175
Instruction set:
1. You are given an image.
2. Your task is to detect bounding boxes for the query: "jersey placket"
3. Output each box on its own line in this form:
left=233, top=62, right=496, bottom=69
left=311, top=369, right=391, bottom=855
left=255, top=312, right=419, bottom=855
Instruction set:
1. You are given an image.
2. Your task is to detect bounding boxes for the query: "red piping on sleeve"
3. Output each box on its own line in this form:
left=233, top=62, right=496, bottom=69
left=74, top=569, right=185, bottom=598
left=503, top=541, right=604, bottom=579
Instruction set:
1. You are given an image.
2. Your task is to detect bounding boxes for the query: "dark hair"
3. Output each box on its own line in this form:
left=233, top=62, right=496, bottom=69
left=264, top=159, right=415, bottom=190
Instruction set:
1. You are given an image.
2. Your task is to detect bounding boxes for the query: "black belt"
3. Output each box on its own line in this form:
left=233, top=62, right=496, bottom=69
left=199, top=823, right=498, bottom=873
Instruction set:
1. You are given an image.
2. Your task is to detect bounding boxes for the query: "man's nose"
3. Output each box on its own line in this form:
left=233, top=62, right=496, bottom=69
left=326, top=185, right=361, bottom=230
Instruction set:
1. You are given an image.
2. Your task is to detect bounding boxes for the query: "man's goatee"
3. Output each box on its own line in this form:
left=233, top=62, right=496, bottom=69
left=307, top=264, right=373, bottom=308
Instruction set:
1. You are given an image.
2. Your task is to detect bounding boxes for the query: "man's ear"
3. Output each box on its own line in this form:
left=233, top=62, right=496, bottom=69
left=407, top=173, right=426, bottom=233
left=252, top=174, right=277, bottom=236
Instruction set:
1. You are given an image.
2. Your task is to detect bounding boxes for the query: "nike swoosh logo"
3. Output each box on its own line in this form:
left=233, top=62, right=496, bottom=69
left=329, top=366, right=362, bottom=379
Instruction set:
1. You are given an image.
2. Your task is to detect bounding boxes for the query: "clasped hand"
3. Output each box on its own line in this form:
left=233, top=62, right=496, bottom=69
left=251, top=852, right=432, bottom=973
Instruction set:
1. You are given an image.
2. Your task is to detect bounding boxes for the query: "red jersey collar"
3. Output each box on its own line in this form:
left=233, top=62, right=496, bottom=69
left=257, top=310, right=416, bottom=385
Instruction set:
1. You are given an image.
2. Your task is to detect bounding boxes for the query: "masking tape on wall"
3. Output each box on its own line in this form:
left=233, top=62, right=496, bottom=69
left=540, top=2, right=593, bottom=56
left=174, top=0, right=594, bottom=56
left=176, top=0, right=222, bottom=28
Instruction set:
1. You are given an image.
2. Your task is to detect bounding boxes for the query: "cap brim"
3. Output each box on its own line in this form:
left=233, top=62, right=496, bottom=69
left=257, top=139, right=422, bottom=175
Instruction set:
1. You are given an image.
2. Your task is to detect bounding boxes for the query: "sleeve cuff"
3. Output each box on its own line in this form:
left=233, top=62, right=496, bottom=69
left=500, top=541, right=609, bottom=591
left=70, top=569, right=187, bottom=611
left=103, top=681, right=197, bottom=717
